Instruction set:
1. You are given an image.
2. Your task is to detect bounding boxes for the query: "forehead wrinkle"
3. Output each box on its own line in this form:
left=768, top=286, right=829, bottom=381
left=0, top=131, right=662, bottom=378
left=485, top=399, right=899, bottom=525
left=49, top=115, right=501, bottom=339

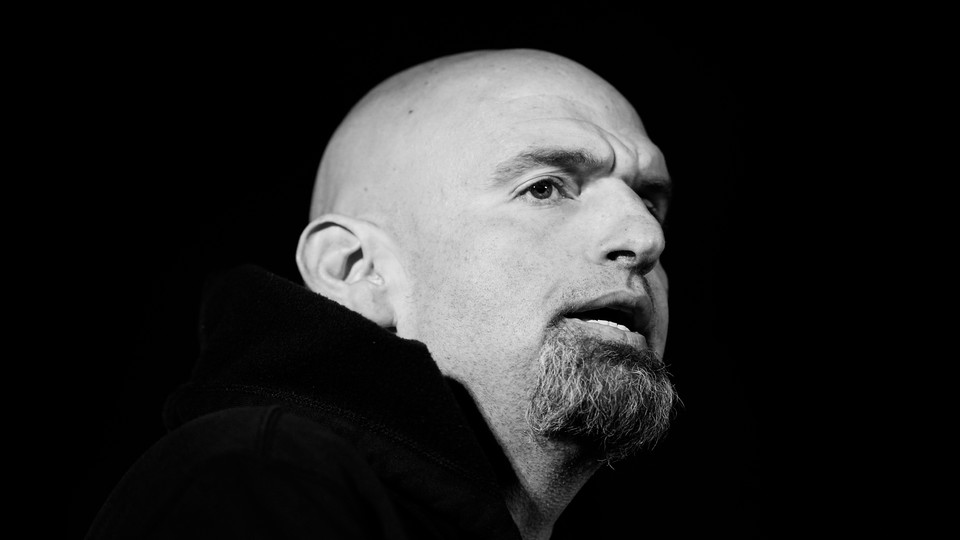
left=491, top=145, right=612, bottom=186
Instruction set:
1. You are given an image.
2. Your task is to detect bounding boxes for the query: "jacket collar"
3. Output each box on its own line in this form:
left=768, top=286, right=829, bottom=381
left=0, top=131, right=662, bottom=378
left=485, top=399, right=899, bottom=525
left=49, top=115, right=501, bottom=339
left=163, top=265, right=519, bottom=538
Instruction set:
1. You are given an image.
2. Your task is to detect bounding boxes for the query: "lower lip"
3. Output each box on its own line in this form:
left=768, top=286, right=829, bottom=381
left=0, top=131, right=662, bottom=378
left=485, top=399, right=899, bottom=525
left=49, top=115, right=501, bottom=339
left=566, top=318, right=648, bottom=349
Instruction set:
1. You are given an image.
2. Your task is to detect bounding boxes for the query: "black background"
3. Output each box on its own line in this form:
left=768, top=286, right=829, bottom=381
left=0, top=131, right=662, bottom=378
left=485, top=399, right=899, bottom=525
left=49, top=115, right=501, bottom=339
left=61, top=9, right=882, bottom=538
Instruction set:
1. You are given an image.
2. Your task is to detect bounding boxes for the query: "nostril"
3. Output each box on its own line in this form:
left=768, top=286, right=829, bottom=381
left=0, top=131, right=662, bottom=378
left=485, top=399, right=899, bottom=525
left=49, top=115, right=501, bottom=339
left=607, top=250, right=636, bottom=262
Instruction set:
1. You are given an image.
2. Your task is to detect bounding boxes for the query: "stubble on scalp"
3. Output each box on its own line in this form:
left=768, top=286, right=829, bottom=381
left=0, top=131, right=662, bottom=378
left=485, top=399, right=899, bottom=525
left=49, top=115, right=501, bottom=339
left=526, top=325, right=677, bottom=464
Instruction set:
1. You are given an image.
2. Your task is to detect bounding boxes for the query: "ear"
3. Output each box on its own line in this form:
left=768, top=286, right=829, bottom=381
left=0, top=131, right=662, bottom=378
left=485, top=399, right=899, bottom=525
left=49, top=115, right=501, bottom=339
left=296, top=214, right=401, bottom=328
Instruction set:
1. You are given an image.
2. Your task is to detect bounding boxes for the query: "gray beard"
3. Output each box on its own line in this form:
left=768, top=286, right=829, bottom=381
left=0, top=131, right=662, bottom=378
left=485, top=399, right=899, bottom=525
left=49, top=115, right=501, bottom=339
left=526, top=325, right=677, bottom=463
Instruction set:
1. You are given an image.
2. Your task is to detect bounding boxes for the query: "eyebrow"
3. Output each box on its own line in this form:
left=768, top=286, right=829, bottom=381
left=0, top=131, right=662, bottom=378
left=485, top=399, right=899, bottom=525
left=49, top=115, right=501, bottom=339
left=491, top=147, right=609, bottom=185
left=490, top=145, right=673, bottom=202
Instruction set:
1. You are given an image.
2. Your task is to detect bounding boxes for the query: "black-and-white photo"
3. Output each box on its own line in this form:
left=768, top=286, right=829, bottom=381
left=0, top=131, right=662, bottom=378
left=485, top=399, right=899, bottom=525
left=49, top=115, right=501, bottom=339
left=67, top=11, right=869, bottom=538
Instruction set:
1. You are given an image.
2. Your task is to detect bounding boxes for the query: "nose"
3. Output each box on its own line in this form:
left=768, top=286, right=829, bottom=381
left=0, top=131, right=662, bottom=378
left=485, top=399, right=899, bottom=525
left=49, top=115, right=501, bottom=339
left=591, top=180, right=665, bottom=275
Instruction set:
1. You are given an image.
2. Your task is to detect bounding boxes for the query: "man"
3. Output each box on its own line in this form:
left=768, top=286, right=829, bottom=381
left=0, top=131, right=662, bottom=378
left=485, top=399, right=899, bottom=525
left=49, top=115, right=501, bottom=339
left=87, top=48, right=676, bottom=540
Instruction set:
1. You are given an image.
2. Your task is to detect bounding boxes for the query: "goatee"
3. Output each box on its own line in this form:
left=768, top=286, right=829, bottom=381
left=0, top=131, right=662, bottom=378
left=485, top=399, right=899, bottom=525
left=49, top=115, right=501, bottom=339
left=526, top=325, right=677, bottom=463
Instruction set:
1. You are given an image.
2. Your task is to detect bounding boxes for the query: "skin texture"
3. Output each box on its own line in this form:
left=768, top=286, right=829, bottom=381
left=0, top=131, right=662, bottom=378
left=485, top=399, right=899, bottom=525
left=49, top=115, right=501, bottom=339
left=297, top=49, right=672, bottom=540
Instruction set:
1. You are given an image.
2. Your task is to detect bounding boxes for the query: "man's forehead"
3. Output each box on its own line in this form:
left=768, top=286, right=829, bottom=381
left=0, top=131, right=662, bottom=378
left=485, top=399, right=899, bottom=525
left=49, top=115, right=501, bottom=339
left=475, top=112, right=665, bottom=181
left=450, top=88, right=656, bottom=170
left=491, top=119, right=615, bottom=166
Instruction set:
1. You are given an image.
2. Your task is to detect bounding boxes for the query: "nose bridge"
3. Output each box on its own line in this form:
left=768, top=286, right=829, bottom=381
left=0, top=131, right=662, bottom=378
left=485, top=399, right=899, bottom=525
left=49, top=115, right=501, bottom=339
left=592, top=178, right=665, bottom=274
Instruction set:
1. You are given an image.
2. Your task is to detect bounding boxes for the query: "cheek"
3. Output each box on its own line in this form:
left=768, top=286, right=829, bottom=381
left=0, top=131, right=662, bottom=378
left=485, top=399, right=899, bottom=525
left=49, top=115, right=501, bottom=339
left=410, top=217, right=561, bottom=346
left=450, top=233, right=552, bottom=320
left=405, top=245, right=549, bottom=390
left=466, top=215, right=571, bottom=297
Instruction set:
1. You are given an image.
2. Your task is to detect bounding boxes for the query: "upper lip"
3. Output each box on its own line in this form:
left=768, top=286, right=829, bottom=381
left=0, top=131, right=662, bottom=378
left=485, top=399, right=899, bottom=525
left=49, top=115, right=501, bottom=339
left=563, top=290, right=654, bottom=337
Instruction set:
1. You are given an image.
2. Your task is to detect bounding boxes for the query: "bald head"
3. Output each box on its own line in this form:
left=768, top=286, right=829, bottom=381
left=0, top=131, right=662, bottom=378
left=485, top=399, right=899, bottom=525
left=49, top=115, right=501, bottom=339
left=310, top=49, right=648, bottom=233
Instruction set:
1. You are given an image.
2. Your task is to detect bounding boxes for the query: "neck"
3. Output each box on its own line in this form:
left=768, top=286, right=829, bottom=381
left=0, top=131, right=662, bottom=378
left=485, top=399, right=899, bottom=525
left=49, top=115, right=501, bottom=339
left=445, top=376, right=603, bottom=539
left=500, top=435, right=600, bottom=540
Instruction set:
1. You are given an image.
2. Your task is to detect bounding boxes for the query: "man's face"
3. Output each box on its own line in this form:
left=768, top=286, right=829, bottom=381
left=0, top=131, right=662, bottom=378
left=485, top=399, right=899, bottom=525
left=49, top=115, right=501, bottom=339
left=394, top=67, right=673, bottom=454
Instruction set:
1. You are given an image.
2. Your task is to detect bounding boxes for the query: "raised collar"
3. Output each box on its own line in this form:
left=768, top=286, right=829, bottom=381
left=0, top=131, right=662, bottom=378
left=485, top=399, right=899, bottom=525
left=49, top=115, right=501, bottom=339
left=163, top=265, right=520, bottom=539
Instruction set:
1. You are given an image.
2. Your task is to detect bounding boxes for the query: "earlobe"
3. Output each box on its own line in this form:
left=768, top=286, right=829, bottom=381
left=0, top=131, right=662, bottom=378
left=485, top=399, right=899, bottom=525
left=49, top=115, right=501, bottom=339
left=296, top=215, right=398, bottom=327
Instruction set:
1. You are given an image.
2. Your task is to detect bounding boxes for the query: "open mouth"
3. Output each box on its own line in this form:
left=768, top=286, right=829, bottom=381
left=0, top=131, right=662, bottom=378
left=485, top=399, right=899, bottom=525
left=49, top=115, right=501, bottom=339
left=567, top=307, right=638, bottom=334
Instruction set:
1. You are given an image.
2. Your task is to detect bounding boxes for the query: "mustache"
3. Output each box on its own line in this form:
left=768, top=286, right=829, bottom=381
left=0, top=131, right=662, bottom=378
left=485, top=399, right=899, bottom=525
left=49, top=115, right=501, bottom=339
left=553, top=274, right=659, bottom=325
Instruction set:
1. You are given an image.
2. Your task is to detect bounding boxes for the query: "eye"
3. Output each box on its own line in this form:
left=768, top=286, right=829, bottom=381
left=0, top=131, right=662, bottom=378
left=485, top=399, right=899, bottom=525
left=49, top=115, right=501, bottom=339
left=522, top=177, right=567, bottom=202
left=643, top=198, right=665, bottom=224
left=529, top=180, right=555, bottom=199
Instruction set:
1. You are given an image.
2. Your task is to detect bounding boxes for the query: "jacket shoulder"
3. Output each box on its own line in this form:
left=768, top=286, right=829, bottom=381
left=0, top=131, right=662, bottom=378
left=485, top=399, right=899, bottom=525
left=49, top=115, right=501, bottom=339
left=87, top=406, right=406, bottom=539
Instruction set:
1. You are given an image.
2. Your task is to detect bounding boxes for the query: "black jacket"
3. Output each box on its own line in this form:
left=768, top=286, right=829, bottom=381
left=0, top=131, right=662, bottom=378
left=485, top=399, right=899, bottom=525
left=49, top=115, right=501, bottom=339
left=86, top=265, right=522, bottom=539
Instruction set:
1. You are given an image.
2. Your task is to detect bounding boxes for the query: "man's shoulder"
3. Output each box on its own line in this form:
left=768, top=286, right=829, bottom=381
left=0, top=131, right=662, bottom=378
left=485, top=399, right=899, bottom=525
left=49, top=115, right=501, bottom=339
left=165, top=405, right=366, bottom=468
left=87, top=406, right=405, bottom=539
left=133, top=405, right=391, bottom=497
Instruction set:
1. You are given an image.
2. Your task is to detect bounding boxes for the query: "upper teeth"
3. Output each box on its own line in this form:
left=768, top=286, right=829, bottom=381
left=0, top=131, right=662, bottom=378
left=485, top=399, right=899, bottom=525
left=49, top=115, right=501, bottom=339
left=585, top=319, right=631, bottom=332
